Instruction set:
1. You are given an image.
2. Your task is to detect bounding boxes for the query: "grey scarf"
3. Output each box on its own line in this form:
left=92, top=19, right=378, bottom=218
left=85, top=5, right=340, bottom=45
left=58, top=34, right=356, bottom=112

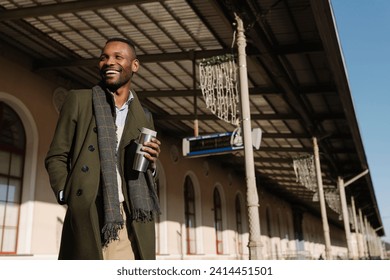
left=93, top=85, right=123, bottom=246
left=92, top=84, right=160, bottom=247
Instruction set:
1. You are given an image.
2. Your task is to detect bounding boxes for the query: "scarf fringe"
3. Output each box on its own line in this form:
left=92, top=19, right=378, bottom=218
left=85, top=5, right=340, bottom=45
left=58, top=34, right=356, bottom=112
left=101, top=222, right=124, bottom=247
left=131, top=209, right=160, bottom=222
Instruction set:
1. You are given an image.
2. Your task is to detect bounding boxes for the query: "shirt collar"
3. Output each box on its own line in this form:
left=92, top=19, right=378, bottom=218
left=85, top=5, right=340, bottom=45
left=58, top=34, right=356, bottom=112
left=111, top=90, right=134, bottom=109
left=128, top=90, right=135, bottom=104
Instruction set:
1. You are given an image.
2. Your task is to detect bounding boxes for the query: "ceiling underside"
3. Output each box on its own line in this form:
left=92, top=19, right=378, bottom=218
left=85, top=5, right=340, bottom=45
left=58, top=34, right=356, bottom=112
left=0, top=0, right=384, bottom=235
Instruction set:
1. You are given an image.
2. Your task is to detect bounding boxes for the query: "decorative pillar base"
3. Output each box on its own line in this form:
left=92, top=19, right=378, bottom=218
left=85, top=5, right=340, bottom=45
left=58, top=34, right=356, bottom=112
left=248, top=240, right=263, bottom=260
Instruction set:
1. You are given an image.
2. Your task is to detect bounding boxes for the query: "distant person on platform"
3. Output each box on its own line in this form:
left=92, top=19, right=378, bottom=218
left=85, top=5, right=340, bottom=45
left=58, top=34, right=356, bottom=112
left=45, top=38, right=161, bottom=260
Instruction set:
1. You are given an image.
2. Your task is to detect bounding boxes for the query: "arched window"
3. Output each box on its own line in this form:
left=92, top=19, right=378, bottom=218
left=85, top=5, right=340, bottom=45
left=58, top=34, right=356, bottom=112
left=213, top=188, right=223, bottom=254
left=0, top=102, right=26, bottom=254
left=184, top=176, right=196, bottom=254
left=235, top=195, right=243, bottom=255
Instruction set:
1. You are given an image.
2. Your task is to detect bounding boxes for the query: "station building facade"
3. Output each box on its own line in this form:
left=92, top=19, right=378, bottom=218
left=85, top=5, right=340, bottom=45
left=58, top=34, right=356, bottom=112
left=0, top=51, right=385, bottom=260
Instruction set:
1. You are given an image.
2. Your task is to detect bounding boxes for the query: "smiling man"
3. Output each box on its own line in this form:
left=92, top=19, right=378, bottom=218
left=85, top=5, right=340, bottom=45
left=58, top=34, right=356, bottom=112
left=45, top=38, right=161, bottom=260
left=99, top=38, right=139, bottom=103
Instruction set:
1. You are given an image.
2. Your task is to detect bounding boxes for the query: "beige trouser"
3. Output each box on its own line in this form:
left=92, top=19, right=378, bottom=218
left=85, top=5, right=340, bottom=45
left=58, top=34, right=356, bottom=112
left=102, top=203, right=136, bottom=260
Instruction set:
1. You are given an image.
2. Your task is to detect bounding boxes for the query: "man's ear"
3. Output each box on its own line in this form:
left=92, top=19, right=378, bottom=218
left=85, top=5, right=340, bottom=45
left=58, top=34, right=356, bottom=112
left=132, top=59, right=140, bottom=73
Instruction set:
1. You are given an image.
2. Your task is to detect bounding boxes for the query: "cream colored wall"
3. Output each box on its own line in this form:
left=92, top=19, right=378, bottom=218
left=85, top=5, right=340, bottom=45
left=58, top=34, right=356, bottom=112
left=255, top=185, right=349, bottom=260
left=154, top=134, right=349, bottom=260
left=0, top=54, right=66, bottom=257
left=156, top=136, right=250, bottom=259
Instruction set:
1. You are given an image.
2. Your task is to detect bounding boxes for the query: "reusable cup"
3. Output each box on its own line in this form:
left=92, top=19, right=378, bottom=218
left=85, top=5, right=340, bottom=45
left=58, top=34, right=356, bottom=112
left=133, top=127, right=157, bottom=172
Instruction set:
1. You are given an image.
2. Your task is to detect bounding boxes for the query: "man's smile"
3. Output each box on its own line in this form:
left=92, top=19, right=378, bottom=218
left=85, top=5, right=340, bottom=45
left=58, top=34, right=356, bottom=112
left=103, top=69, right=120, bottom=77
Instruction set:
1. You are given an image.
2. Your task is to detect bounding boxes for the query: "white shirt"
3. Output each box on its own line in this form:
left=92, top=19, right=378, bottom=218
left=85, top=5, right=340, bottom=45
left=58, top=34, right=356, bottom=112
left=114, top=91, right=134, bottom=202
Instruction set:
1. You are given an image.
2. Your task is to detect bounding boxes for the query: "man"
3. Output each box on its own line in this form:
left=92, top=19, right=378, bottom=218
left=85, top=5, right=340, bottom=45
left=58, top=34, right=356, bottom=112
left=45, top=38, right=161, bottom=260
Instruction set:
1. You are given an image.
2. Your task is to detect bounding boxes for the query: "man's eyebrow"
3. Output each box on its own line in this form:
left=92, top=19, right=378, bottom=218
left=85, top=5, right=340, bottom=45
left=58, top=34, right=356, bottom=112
left=100, top=50, right=126, bottom=56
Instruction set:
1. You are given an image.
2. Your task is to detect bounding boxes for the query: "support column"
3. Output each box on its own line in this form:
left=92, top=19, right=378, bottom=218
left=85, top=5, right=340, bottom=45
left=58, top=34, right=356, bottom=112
left=359, top=209, right=368, bottom=259
left=338, top=169, right=368, bottom=259
left=313, top=137, right=332, bottom=259
left=351, top=196, right=364, bottom=259
left=235, top=14, right=262, bottom=260
left=364, top=216, right=372, bottom=259
left=338, top=177, right=353, bottom=259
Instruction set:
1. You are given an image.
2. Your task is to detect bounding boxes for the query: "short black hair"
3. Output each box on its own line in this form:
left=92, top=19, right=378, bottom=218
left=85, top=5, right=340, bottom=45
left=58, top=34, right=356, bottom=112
left=105, top=37, right=137, bottom=57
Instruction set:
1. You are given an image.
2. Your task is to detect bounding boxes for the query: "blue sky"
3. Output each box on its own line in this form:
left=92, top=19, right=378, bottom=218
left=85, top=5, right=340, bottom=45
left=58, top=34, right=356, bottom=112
left=331, top=0, right=390, bottom=243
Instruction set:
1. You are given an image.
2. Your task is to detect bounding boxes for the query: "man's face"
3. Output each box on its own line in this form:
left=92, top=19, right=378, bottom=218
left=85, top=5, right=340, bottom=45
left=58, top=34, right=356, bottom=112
left=99, top=41, right=139, bottom=91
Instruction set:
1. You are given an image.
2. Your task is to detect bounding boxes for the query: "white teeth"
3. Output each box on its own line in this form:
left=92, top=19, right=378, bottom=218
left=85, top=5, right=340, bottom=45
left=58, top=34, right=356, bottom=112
left=105, top=70, right=118, bottom=74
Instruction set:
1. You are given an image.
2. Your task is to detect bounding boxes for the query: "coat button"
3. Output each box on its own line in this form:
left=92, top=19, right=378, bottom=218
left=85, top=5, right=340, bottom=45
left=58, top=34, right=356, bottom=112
left=81, top=165, right=89, bottom=172
left=88, top=145, right=95, bottom=152
left=76, top=189, right=83, bottom=196
left=93, top=127, right=98, bottom=133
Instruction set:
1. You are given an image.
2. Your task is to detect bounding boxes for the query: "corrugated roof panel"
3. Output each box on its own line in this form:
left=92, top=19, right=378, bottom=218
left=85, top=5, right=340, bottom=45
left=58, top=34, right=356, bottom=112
left=76, top=10, right=111, bottom=29
left=257, top=120, right=278, bottom=134
left=137, top=62, right=188, bottom=90
left=25, top=16, right=59, bottom=32
left=56, top=13, right=89, bottom=30
left=250, top=95, right=275, bottom=114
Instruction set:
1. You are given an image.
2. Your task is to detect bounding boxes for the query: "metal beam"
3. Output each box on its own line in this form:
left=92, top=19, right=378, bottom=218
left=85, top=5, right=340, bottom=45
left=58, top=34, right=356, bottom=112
left=153, top=112, right=344, bottom=121
left=256, top=164, right=331, bottom=172
left=261, top=132, right=350, bottom=140
left=153, top=113, right=299, bottom=121
left=137, top=87, right=282, bottom=98
left=34, top=45, right=329, bottom=71
left=33, top=49, right=232, bottom=70
left=299, top=84, right=337, bottom=94
left=137, top=86, right=336, bottom=99
left=0, top=0, right=156, bottom=21
left=273, top=42, right=324, bottom=55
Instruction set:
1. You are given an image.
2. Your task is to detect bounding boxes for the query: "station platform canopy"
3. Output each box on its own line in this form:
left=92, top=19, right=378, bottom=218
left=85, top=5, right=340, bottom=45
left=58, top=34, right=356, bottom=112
left=0, top=0, right=384, bottom=235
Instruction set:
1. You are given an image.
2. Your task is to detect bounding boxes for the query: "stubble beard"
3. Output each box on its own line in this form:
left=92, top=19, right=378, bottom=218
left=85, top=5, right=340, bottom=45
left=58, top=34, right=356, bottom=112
left=101, top=73, right=131, bottom=92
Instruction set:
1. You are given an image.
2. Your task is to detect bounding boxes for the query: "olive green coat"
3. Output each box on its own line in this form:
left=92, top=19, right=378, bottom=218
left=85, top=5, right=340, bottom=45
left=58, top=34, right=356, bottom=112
left=45, top=88, right=156, bottom=260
